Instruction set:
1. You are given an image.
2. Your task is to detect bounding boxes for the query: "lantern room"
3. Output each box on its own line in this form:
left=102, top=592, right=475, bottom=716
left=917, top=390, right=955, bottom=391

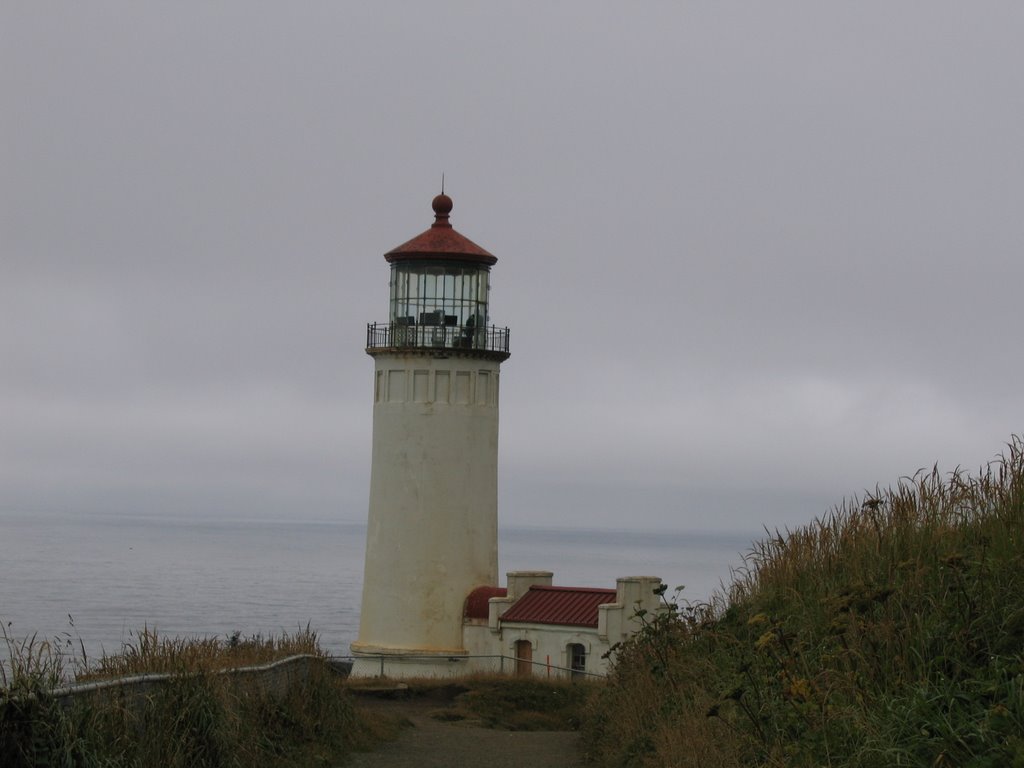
left=366, top=193, right=509, bottom=359
left=388, top=260, right=489, bottom=332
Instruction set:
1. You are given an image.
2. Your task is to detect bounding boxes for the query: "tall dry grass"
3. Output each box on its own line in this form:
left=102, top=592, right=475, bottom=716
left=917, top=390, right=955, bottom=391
left=77, top=624, right=322, bottom=681
left=1, top=626, right=371, bottom=767
left=583, top=436, right=1024, bottom=767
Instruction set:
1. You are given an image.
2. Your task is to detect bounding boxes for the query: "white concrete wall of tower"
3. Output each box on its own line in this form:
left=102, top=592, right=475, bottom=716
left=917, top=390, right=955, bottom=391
left=350, top=353, right=502, bottom=678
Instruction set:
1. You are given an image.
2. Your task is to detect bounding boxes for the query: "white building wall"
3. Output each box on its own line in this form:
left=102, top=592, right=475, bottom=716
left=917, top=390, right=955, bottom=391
left=352, top=353, right=502, bottom=676
left=598, top=576, right=664, bottom=645
left=496, top=624, right=611, bottom=677
left=464, top=574, right=666, bottom=679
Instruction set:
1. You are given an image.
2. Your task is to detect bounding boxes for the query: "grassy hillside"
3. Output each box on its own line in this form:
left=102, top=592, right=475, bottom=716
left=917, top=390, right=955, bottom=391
left=583, top=437, right=1024, bottom=767
left=1, top=628, right=378, bottom=767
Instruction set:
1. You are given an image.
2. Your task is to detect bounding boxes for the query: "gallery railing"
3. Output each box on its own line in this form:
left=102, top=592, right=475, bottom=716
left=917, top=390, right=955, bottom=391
left=366, top=322, right=510, bottom=356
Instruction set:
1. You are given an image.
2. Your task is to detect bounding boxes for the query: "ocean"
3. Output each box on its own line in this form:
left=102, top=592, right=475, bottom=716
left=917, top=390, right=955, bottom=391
left=0, top=510, right=758, bottom=666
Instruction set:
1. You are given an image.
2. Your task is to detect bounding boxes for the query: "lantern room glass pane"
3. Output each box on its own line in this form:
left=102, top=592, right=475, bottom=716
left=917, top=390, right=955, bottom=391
left=389, top=262, right=491, bottom=328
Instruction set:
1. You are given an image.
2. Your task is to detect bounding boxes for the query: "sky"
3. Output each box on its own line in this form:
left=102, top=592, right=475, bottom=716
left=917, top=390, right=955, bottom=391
left=3, top=2, right=1022, bottom=534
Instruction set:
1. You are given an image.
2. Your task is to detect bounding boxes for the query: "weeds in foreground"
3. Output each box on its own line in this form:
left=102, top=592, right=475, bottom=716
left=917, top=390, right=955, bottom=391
left=78, top=624, right=322, bottom=681
left=1, top=628, right=370, bottom=767
left=584, top=436, right=1024, bottom=768
left=0, top=627, right=67, bottom=696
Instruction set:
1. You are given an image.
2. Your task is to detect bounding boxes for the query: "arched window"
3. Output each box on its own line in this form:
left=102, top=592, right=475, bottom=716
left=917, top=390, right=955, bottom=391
left=568, top=643, right=586, bottom=678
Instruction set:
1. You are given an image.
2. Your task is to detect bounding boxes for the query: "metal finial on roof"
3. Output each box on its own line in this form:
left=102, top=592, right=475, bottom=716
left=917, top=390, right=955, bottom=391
left=431, top=191, right=453, bottom=227
left=383, top=190, right=495, bottom=265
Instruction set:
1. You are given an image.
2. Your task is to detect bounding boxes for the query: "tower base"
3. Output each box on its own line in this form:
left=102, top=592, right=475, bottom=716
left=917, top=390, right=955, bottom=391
left=349, top=644, right=477, bottom=679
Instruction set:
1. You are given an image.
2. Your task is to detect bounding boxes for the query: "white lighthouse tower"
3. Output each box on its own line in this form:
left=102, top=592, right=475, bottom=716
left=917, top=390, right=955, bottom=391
left=350, top=193, right=510, bottom=678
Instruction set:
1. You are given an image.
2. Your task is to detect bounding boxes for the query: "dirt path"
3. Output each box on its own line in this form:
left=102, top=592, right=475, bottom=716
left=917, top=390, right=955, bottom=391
left=344, top=695, right=584, bottom=768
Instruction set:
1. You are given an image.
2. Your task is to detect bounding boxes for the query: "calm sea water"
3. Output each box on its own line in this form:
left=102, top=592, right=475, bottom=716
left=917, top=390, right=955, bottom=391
left=0, top=510, right=756, bottom=666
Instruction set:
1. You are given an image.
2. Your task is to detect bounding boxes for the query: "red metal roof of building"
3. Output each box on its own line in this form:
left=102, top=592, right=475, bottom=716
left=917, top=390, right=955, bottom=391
left=384, top=194, right=498, bottom=266
left=464, top=585, right=507, bottom=620
left=498, top=586, right=618, bottom=628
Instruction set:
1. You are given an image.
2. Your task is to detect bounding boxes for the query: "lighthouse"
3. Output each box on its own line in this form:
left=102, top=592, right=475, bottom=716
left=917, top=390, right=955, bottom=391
left=350, top=192, right=510, bottom=678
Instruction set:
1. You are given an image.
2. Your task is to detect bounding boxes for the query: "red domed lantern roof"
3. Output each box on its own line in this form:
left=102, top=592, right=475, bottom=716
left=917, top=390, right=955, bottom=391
left=384, top=194, right=497, bottom=265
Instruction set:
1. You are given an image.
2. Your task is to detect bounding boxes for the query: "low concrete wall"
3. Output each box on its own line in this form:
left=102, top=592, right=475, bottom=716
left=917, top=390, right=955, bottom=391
left=45, top=655, right=351, bottom=712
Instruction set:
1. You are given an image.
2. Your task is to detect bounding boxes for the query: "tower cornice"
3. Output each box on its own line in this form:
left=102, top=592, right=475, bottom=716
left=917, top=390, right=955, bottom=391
left=365, top=346, right=511, bottom=363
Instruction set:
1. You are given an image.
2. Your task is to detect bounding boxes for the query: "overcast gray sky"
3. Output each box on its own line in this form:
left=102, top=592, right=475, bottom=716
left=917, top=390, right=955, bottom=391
left=3, top=2, right=1022, bottom=533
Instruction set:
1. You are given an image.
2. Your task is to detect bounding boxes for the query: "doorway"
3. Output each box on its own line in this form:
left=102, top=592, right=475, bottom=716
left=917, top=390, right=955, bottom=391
left=514, top=639, right=533, bottom=676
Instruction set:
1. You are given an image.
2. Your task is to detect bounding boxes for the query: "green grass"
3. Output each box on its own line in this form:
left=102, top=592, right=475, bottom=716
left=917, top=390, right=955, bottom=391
left=582, top=436, right=1024, bottom=768
left=346, top=674, right=596, bottom=731
left=1, top=627, right=377, bottom=767
left=455, top=675, right=594, bottom=730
